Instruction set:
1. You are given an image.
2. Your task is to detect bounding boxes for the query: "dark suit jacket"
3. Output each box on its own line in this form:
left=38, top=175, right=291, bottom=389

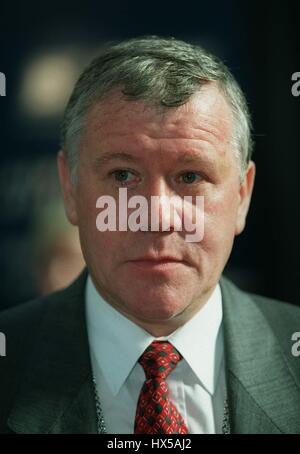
left=1, top=268, right=300, bottom=434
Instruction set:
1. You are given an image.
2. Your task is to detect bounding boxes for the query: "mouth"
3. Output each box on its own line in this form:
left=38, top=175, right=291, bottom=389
left=127, top=256, right=187, bottom=272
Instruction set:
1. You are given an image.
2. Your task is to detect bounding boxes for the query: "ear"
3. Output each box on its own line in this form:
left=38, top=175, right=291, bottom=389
left=235, top=160, right=256, bottom=235
left=57, top=151, right=79, bottom=226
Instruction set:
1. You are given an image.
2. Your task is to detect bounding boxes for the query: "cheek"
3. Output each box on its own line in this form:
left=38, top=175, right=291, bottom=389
left=74, top=190, right=114, bottom=262
left=79, top=230, right=128, bottom=286
left=203, top=189, right=240, bottom=245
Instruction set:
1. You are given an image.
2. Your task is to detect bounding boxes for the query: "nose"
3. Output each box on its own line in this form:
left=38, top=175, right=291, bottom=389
left=144, top=178, right=183, bottom=233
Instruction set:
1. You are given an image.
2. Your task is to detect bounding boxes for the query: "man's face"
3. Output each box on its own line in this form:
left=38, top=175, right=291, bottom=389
left=59, top=84, right=255, bottom=334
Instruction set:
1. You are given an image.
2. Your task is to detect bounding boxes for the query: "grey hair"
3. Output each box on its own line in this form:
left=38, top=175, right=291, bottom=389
left=60, top=36, right=253, bottom=183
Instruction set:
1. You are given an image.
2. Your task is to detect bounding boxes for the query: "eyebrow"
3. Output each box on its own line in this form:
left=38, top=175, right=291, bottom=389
left=92, top=150, right=215, bottom=168
left=176, top=154, right=214, bottom=164
left=93, top=152, right=143, bottom=168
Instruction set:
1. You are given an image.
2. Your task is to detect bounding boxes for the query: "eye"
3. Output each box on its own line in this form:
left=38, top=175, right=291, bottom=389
left=179, top=171, right=202, bottom=184
left=110, top=169, right=137, bottom=185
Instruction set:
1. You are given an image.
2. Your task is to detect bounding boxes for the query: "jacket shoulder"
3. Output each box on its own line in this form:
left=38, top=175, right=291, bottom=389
left=0, top=270, right=88, bottom=433
left=250, top=288, right=300, bottom=355
left=0, top=289, right=65, bottom=345
left=0, top=294, right=56, bottom=433
left=221, top=276, right=300, bottom=356
left=0, top=276, right=85, bottom=433
left=221, top=275, right=300, bottom=319
left=0, top=268, right=87, bottom=341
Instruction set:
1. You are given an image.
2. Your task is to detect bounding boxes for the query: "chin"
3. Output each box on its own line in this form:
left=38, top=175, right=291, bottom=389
left=128, top=298, right=187, bottom=323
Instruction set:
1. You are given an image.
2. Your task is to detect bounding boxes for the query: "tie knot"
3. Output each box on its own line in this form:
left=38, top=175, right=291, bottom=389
left=139, top=341, right=182, bottom=380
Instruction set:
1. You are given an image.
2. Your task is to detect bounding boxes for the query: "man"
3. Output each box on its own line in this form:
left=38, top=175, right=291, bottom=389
left=1, top=36, right=300, bottom=434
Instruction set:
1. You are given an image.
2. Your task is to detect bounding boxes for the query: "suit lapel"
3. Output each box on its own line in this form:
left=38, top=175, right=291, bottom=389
left=7, top=268, right=99, bottom=434
left=220, top=277, right=300, bottom=433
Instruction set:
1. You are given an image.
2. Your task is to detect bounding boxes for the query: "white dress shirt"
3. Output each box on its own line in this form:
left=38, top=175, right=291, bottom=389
left=85, top=275, right=226, bottom=434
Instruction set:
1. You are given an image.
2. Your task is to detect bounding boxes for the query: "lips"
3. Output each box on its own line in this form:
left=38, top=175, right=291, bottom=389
left=127, top=255, right=186, bottom=272
left=130, top=256, right=182, bottom=263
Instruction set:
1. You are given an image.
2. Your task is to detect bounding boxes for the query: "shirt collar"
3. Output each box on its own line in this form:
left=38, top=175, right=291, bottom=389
left=85, top=274, right=223, bottom=397
left=167, top=285, right=223, bottom=395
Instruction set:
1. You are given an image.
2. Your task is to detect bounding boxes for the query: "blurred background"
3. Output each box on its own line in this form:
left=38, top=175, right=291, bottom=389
left=0, top=0, right=299, bottom=310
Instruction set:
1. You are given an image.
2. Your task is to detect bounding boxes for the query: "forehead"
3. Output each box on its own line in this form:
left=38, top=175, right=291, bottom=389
left=81, top=84, right=233, bottom=154
left=80, top=84, right=235, bottom=175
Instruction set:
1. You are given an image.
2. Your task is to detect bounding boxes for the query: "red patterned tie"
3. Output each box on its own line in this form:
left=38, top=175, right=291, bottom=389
left=134, top=340, right=188, bottom=434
